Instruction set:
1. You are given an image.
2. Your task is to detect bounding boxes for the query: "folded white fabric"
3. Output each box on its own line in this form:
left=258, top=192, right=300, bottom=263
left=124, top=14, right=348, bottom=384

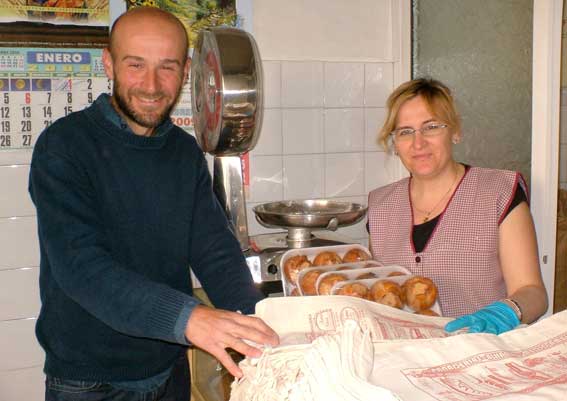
left=229, top=320, right=401, bottom=401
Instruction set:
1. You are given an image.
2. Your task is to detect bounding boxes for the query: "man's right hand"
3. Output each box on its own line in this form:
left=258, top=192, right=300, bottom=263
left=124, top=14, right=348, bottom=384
left=185, top=305, right=279, bottom=378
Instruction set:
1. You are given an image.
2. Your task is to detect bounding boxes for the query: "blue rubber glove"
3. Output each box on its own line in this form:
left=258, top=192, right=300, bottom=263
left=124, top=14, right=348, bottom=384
left=444, top=301, right=520, bottom=335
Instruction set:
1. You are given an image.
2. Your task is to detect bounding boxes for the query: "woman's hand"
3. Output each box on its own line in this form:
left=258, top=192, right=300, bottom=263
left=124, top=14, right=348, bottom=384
left=444, top=301, right=520, bottom=334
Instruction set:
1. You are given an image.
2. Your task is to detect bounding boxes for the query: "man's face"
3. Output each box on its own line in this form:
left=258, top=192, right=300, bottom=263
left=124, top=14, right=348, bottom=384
left=103, top=17, right=190, bottom=136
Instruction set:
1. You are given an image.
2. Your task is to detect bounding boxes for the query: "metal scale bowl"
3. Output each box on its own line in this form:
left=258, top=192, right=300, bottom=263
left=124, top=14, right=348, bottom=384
left=253, top=199, right=367, bottom=245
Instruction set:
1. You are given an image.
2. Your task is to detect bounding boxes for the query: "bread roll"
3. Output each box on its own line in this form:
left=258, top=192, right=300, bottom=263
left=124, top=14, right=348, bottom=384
left=299, top=269, right=323, bottom=296
left=313, top=251, right=342, bottom=266
left=317, top=273, right=348, bottom=295
left=402, top=276, right=438, bottom=312
left=369, top=280, right=404, bottom=309
left=387, top=271, right=406, bottom=277
left=342, top=248, right=371, bottom=263
left=335, top=282, right=369, bottom=299
left=415, top=308, right=439, bottom=317
left=284, top=255, right=312, bottom=285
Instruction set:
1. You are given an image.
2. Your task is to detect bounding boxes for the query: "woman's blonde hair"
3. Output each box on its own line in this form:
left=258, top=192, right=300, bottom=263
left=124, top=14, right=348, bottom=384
left=378, top=78, right=461, bottom=152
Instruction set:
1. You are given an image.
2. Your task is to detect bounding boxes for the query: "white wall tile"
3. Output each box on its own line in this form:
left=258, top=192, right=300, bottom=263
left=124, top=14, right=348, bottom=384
left=0, top=217, right=39, bottom=270
left=0, top=318, right=43, bottom=371
left=324, top=153, right=364, bottom=197
left=324, top=108, right=364, bottom=153
left=364, top=63, right=394, bottom=107
left=282, top=108, right=324, bottom=154
left=263, top=61, right=281, bottom=108
left=365, top=151, right=399, bottom=193
left=0, top=366, right=44, bottom=401
left=254, top=109, right=282, bottom=155
left=0, top=268, right=40, bottom=320
left=283, top=155, right=324, bottom=200
left=324, top=62, right=364, bottom=107
left=0, top=165, right=35, bottom=218
left=365, top=107, right=387, bottom=151
left=249, top=156, right=283, bottom=203
left=281, top=62, right=324, bottom=107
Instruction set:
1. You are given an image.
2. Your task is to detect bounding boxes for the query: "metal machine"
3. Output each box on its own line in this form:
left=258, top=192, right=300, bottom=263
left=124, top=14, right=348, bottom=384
left=191, top=27, right=367, bottom=296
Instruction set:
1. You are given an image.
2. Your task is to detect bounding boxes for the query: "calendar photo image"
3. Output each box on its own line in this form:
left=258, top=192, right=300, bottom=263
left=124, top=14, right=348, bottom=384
left=0, top=47, right=193, bottom=152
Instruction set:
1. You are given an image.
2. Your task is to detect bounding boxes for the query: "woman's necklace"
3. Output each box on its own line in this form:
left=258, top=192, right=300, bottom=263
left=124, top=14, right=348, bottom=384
left=413, top=167, right=460, bottom=223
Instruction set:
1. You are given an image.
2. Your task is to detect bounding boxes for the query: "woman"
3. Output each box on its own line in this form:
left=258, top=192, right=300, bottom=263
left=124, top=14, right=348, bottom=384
left=368, top=78, right=547, bottom=334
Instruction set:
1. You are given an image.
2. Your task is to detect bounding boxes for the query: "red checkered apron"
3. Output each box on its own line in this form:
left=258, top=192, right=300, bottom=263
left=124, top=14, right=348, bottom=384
left=368, top=167, right=525, bottom=317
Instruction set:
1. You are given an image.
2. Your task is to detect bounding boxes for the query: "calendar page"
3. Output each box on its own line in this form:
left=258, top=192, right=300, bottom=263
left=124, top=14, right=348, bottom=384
left=0, top=47, right=194, bottom=152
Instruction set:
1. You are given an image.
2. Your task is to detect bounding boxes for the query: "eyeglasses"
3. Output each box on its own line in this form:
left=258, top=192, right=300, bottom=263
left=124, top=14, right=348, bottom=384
left=390, top=123, right=448, bottom=143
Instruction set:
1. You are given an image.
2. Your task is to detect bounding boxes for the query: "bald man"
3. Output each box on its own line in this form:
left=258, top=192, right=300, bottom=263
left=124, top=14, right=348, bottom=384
left=29, top=7, right=278, bottom=401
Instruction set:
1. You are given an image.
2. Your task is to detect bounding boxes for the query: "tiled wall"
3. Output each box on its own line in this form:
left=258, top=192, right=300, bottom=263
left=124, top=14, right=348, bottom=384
left=243, top=60, right=400, bottom=245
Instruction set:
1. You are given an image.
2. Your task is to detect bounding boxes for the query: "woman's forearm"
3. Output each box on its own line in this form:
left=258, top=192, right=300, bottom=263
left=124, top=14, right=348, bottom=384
left=507, top=284, right=548, bottom=324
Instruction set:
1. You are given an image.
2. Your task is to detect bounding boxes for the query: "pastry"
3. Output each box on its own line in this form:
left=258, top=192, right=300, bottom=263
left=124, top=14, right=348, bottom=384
left=415, top=308, right=439, bottom=317
left=341, top=248, right=371, bottom=263
left=317, top=273, right=348, bottom=295
left=284, top=255, right=312, bottom=285
left=402, top=276, right=438, bottom=312
left=334, top=282, right=369, bottom=299
left=313, top=251, right=342, bottom=266
left=387, top=271, right=406, bottom=277
left=336, top=266, right=353, bottom=271
left=369, top=280, right=404, bottom=309
left=299, top=269, right=323, bottom=296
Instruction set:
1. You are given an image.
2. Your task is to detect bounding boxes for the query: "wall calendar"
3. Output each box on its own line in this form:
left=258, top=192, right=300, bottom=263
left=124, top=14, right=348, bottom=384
left=0, top=47, right=194, bottom=152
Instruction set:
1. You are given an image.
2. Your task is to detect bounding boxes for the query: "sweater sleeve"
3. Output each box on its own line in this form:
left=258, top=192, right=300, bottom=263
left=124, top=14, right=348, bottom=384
left=186, top=155, right=264, bottom=315
left=29, top=136, right=201, bottom=345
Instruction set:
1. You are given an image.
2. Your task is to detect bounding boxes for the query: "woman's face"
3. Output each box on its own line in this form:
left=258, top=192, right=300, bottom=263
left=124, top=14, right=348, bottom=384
left=393, top=95, right=458, bottom=179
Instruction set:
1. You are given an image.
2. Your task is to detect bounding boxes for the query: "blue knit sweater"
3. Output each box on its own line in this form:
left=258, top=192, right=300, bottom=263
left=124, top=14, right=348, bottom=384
left=29, top=94, right=263, bottom=381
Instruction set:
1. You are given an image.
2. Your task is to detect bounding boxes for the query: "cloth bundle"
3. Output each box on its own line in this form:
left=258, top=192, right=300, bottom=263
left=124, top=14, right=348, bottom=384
left=229, top=320, right=400, bottom=401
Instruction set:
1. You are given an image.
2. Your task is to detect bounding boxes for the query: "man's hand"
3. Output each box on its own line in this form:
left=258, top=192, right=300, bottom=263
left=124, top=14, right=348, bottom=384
left=185, top=305, right=279, bottom=378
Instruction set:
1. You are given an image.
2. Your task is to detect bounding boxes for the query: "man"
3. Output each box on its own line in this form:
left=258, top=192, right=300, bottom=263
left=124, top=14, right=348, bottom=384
left=29, top=6, right=278, bottom=401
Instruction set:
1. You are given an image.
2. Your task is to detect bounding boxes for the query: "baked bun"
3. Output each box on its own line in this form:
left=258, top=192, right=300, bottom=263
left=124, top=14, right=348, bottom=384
left=335, top=282, right=369, bottom=299
left=402, top=276, right=437, bottom=312
left=313, top=251, right=342, bottom=266
left=336, top=266, right=353, bottom=271
left=284, top=255, right=312, bottom=285
left=387, top=271, right=406, bottom=277
left=415, top=308, right=439, bottom=317
left=290, top=287, right=300, bottom=297
left=299, top=269, right=323, bottom=296
left=342, top=248, right=371, bottom=263
left=356, top=272, right=377, bottom=280
left=369, top=280, right=404, bottom=309
left=318, top=273, right=348, bottom=295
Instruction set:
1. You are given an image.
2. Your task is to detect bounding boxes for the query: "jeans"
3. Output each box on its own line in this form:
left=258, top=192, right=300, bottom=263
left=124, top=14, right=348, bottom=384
left=45, top=353, right=190, bottom=401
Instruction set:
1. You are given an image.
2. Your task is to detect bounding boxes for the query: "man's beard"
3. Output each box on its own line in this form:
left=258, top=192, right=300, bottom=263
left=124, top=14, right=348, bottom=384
left=112, top=80, right=180, bottom=129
